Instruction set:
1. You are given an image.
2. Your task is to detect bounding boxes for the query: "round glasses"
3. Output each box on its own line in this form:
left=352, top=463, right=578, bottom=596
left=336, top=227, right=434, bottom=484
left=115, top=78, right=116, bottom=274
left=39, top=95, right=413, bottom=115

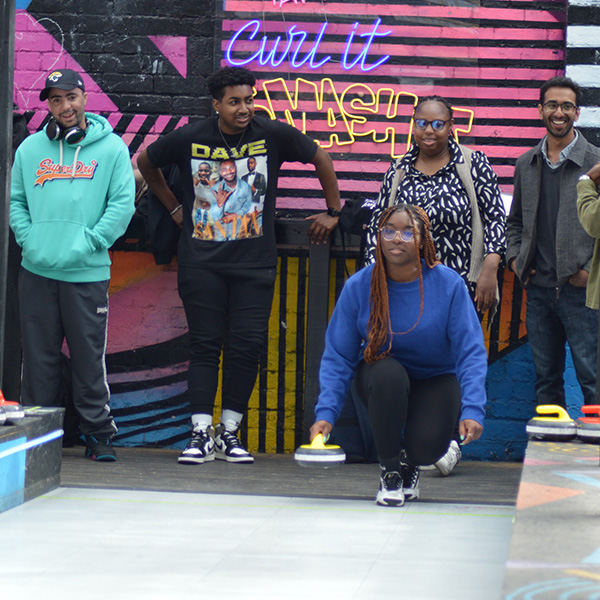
left=413, top=118, right=450, bottom=131
left=380, top=227, right=414, bottom=242
left=542, top=101, right=577, bottom=114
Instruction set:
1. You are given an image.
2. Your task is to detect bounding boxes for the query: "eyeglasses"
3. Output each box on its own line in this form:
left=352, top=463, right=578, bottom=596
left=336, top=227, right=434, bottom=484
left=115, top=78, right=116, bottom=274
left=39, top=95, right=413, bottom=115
left=542, top=101, right=577, bottom=114
left=380, top=227, right=414, bottom=242
left=413, top=118, right=450, bottom=131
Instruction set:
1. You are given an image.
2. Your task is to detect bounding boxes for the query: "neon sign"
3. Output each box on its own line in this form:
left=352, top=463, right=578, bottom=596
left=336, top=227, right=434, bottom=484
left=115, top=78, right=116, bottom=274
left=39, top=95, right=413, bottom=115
left=254, top=77, right=474, bottom=158
left=272, top=0, right=306, bottom=6
left=226, top=19, right=392, bottom=73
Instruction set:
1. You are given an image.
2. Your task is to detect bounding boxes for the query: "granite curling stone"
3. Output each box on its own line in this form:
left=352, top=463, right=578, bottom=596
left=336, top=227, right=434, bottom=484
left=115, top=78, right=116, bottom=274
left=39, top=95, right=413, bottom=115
left=526, top=404, right=576, bottom=441
left=294, top=433, right=346, bottom=468
left=0, top=390, right=25, bottom=424
left=577, top=405, right=600, bottom=444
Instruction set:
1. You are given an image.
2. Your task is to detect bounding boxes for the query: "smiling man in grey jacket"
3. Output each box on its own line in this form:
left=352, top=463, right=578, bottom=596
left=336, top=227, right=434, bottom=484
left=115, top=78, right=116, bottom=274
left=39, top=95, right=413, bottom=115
left=507, top=76, right=600, bottom=409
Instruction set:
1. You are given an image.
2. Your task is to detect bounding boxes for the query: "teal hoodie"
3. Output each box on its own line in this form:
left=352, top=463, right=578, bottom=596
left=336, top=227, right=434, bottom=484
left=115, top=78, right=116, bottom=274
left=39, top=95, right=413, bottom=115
left=10, top=113, right=135, bottom=282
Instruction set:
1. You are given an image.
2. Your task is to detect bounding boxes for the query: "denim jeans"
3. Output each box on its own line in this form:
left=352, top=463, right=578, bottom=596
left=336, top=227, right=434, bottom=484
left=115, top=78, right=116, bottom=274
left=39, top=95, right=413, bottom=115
left=525, top=282, right=598, bottom=406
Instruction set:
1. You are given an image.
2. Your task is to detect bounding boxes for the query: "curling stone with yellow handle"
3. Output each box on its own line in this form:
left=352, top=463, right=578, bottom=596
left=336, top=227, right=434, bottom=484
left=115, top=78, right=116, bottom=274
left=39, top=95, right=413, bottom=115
left=577, top=405, right=600, bottom=444
left=294, top=433, right=346, bottom=468
left=526, top=404, right=576, bottom=441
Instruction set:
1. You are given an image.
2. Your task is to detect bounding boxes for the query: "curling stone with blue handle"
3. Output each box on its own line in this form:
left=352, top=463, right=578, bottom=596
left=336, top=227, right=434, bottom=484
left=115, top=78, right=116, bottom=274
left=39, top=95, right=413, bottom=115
left=294, top=433, right=346, bottom=468
left=526, top=405, right=576, bottom=441
left=577, top=405, right=600, bottom=444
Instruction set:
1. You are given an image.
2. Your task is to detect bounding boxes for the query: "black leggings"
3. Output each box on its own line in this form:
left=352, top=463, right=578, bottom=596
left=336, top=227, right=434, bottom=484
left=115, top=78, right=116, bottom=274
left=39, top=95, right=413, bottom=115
left=353, top=357, right=461, bottom=466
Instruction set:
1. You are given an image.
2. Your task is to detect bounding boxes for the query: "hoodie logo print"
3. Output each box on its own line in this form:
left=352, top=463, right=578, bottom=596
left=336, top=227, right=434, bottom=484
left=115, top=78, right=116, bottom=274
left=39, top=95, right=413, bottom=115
left=34, top=158, right=98, bottom=186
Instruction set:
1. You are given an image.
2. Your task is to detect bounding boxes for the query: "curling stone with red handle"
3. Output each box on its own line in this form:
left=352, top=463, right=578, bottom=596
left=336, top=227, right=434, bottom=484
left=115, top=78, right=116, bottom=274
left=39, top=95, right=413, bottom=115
left=577, top=405, right=600, bottom=444
left=0, top=390, right=25, bottom=424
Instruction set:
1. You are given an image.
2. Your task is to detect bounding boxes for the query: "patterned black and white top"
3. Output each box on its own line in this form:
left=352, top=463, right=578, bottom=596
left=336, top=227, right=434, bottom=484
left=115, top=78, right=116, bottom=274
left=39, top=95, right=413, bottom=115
left=364, top=138, right=506, bottom=298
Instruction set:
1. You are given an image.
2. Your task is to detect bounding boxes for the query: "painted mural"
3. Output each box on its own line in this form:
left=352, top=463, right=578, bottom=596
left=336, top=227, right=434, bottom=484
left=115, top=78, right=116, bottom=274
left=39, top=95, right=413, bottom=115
left=11, top=0, right=600, bottom=459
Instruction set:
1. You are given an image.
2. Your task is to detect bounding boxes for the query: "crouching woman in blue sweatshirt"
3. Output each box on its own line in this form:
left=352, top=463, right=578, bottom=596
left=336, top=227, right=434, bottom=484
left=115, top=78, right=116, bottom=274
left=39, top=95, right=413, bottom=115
left=310, top=204, right=487, bottom=506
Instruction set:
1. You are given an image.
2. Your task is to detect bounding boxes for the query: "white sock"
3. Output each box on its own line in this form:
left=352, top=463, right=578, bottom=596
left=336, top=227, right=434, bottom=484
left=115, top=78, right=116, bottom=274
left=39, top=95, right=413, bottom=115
left=191, top=413, right=212, bottom=430
left=220, top=409, right=243, bottom=431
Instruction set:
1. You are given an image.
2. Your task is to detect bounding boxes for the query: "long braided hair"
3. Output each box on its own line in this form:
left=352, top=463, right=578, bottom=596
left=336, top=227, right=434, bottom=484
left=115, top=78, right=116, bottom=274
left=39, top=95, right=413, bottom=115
left=363, top=204, right=440, bottom=364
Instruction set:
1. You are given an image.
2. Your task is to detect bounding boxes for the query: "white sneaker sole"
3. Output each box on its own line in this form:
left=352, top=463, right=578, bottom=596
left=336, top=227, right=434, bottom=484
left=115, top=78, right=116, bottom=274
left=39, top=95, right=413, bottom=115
left=215, top=451, right=254, bottom=463
left=376, top=490, right=405, bottom=507
left=178, top=453, right=215, bottom=465
left=403, top=489, right=419, bottom=501
left=376, top=496, right=405, bottom=507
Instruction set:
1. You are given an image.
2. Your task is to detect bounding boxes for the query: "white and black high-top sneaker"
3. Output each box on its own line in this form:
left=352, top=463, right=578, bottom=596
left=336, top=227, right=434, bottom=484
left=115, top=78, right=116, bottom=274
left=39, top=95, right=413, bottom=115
left=376, top=471, right=405, bottom=507
left=400, top=462, right=420, bottom=501
left=214, top=424, right=254, bottom=463
left=178, top=426, right=215, bottom=464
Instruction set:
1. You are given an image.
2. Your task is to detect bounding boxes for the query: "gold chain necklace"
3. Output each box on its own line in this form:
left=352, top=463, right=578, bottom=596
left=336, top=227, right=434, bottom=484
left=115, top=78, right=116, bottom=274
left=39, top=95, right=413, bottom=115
left=218, top=121, right=247, bottom=153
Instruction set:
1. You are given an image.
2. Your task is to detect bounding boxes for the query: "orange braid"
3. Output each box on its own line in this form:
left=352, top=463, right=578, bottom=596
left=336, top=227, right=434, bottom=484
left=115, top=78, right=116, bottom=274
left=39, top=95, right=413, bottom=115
left=363, top=204, right=440, bottom=364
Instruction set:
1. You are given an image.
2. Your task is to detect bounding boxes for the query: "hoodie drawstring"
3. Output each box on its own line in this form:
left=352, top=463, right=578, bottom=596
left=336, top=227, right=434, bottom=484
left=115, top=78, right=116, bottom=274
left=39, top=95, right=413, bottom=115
left=70, top=145, right=81, bottom=182
left=59, top=139, right=82, bottom=182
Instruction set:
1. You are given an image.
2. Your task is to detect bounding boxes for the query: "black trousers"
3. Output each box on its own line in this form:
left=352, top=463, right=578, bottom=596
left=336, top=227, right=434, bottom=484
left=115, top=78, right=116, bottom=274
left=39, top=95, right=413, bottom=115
left=178, top=264, right=276, bottom=416
left=19, top=269, right=115, bottom=436
left=353, top=357, right=461, bottom=466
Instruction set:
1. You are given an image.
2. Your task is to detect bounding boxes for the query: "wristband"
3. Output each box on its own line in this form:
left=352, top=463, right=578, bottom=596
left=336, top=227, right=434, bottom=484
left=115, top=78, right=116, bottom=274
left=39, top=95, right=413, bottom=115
left=170, top=204, right=182, bottom=215
left=327, top=207, right=342, bottom=218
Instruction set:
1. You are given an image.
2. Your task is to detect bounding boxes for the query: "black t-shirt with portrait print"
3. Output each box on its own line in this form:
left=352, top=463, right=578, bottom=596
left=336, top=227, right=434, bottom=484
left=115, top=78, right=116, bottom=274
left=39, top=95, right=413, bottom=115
left=146, top=115, right=318, bottom=269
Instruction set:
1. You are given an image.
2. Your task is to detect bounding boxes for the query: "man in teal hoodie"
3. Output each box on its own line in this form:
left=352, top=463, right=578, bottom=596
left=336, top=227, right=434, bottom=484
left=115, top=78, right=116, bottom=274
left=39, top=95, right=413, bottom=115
left=10, top=69, right=135, bottom=461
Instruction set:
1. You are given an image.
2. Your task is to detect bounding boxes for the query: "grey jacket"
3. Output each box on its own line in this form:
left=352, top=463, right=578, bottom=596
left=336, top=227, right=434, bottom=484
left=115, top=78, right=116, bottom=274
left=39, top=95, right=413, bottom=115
left=506, top=133, right=600, bottom=288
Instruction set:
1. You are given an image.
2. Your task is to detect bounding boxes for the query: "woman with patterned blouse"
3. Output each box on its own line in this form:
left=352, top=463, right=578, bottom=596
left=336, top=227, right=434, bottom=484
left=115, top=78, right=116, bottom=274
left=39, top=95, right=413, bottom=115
left=364, top=96, right=506, bottom=315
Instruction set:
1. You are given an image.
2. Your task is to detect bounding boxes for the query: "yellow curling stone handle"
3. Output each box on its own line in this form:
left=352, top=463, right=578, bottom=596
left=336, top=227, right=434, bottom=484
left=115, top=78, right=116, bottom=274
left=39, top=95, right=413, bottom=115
left=534, top=404, right=573, bottom=423
left=299, top=433, right=342, bottom=450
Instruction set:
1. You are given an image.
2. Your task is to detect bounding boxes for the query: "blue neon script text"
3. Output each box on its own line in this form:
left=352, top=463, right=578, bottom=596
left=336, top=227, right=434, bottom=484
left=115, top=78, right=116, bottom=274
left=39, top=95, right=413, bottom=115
left=226, top=19, right=392, bottom=72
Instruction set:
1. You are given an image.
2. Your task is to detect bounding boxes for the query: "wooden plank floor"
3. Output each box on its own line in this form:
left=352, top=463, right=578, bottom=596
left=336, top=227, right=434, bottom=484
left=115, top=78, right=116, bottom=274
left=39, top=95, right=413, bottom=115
left=61, top=447, right=522, bottom=505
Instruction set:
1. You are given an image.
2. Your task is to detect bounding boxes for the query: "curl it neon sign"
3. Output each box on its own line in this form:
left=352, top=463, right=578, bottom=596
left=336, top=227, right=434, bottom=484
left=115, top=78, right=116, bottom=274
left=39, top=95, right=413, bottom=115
left=226, top=18, right=392, bottom=73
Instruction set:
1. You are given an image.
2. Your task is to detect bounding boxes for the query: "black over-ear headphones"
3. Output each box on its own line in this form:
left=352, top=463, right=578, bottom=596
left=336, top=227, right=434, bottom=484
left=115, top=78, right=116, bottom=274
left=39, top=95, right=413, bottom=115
left=45, top=117, right=86, bottom=145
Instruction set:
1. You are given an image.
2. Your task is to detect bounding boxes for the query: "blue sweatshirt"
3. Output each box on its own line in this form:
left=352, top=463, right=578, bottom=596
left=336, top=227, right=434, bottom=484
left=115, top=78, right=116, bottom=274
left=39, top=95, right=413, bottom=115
left=315, top=262, right=488, bottom=426
left=10, top=113, right=135, bottom=283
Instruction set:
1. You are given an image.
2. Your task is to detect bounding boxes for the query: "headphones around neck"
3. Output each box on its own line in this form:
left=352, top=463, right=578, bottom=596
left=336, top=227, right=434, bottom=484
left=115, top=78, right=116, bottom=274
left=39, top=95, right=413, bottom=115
left=45, top=116, right=86, bottom=145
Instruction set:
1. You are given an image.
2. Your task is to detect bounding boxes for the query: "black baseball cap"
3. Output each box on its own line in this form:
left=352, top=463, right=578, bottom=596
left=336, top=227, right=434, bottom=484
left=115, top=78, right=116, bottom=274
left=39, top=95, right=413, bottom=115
left=39, top=69, right=85, bottom=101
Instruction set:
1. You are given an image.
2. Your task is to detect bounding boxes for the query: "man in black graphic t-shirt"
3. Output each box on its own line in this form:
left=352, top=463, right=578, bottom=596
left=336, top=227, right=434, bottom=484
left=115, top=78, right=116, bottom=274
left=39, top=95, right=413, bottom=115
left=138, top=66, right=341, bottom=465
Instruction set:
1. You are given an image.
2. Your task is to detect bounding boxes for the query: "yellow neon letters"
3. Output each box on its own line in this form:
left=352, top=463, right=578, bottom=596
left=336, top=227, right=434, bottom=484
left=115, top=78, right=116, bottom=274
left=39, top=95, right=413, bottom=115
left=254, top=78, right=474, bottom=158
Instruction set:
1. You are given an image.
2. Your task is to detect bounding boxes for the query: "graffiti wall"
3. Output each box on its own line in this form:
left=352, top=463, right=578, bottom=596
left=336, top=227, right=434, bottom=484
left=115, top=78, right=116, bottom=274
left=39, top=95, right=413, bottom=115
left=11, top=0, right=600, bottom=459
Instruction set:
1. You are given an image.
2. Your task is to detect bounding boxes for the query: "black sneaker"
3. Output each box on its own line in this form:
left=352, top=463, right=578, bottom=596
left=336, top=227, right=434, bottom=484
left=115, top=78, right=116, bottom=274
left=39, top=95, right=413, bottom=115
left=84, top=434, right=117, bottom=462
left=178, top=426, right=215, bottom=464
left=376, top=471, right=405, bottom=507
left=214, top=424, right=254, bottom=463
left=401, top=462, right=420, bottom=501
